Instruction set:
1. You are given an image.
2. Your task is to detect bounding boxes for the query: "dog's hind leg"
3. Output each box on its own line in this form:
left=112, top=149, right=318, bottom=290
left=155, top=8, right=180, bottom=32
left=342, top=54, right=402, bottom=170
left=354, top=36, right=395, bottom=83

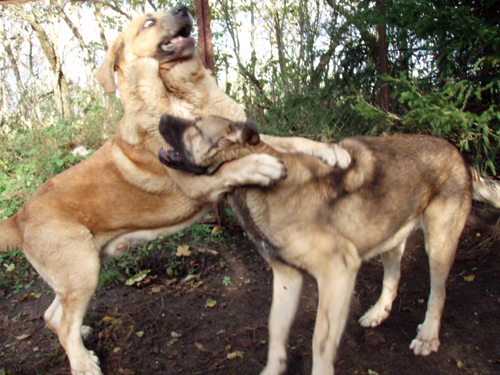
left=33, top=232, right=102, bottom=375
left=359, top=241, right=406, bottom=327
left=311, top=248, right=361, bottom=375
left=56, top=248, right=102, bottom=375
left=260, top=260, right=303, bottom=375
left=410, top=194, right=470, bottom=356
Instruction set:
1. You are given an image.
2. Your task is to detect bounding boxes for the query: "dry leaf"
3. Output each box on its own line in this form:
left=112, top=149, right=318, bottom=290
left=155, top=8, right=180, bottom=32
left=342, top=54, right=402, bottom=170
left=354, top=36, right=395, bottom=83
left=464, top=275, right=475, bottom=282
left=195, top=342, right=205, bottom=351
left=211, top=226, right=222, bottom=236
left=150, top=286, right=163, bottom=294
left=167, top=338, right=178, bottom=346
left=100, top=316, right=116, bottom=324
left=205, top=299, right=217, bottom=308
left=176, top=244, right=192, bottom=257
left=125, top=269, right=151, bottom=286
left=19, top=293, right=35, bottom=302
left=227, top=350, right=244, bottom=359
left=16, top=333, right=31, bottom=341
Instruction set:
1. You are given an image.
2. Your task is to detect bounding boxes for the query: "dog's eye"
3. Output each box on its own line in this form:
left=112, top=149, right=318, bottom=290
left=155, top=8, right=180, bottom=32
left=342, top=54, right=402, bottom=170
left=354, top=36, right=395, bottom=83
left=143, top=19, right=155, bottom=28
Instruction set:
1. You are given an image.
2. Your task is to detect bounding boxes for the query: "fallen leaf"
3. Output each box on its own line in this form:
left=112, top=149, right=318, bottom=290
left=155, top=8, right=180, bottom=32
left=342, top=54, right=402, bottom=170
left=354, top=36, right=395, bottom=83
left=195, top=342, right=206, bottom=351
left=98, top=332, right=110, bottom=339
left=100, top=316, right=116, bottom=324
left=18, top=292, right=41, bottom=302
left=211, top=226, right=222, bottom=236
left=136, top=331, right=144, bottom=337
left=19, top=293, right=35, bottom=302
left=457, top=360, right=464, bottom=369
left=113, top=347, right=122, bottom=353
left=195, top=247, right=219, bottom=256
left=33, top=347, right=39, bottom=352
left=167, top=338, right=178, bottom=346
left=125, top=269, right=151, bottom=286
left=176, top=244, right=192, bottom=257
left=171, top=331, right=182, bottom=338
left=6, top=263, right=15, bottom=272
left=16, top=333, right=31, bottom=341
left=464, top=275, right=475, bottom=282
left=150, top=286, right=163, bottom=294
left=205, top=299, right=217, bottom=308
left=183, top=274, right=200, bottom=283
left=226, top=350, right=244, bottom=359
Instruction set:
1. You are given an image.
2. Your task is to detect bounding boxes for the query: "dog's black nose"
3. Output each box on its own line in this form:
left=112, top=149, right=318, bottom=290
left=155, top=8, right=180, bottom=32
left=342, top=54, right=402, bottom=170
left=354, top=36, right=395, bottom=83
left=172, top=4, right=189, bottom=17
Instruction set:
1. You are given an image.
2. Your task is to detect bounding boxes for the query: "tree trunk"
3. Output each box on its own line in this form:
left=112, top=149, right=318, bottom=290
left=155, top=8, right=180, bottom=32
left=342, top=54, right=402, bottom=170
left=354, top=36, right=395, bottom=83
left=272, top=0, right=288, bottom=95
left=27, top=10, right=72, bottom=118
left=377, top=0, right=390, bottom=112
left=52, top=1, right=97, bottom=77
left=4, top=44, right=31, bottom=124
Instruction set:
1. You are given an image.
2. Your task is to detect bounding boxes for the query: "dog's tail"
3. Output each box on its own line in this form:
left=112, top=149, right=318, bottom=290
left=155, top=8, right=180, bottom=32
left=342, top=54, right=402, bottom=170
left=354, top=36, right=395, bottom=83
left=470, top=167, right=500, bottom=208
left=0, top=215, right=23, bottom=252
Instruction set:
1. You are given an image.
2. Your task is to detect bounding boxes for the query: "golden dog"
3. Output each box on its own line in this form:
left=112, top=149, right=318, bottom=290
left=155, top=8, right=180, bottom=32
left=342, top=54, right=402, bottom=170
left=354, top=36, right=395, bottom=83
left=156, top=114, right=500, bottom=375
left=0, top=6, right=349, bottom=374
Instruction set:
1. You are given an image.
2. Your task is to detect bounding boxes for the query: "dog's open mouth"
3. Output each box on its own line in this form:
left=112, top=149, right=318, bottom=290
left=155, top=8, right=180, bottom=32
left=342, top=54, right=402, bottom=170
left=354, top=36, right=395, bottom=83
left=158, top=25, right=195, bottom=64
left=158, top=147, right=182, bottom=165
left=158, top=147, right=209, bottom=175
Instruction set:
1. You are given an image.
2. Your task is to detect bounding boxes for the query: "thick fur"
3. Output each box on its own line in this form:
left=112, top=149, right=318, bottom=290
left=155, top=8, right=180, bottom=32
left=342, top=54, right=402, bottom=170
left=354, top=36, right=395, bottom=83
left=0, top=8, right=290, bottom=375
left=157, top=115, right=500, bottom=375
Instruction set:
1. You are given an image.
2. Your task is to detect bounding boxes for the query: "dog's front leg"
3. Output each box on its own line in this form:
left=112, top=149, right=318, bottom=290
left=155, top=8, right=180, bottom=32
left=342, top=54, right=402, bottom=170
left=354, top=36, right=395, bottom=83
left=311, top=247, right=361, bottom=375
left=260, top=135, right=351, bottom=168
left=261, top=260, right=303, bottom=375
left=168, top=153, right=287, bottom=202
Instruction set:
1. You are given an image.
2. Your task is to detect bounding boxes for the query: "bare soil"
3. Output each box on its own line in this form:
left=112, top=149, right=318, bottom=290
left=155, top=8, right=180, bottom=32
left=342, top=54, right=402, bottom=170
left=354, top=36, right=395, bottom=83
left=1, top=204, right=500, bottom=375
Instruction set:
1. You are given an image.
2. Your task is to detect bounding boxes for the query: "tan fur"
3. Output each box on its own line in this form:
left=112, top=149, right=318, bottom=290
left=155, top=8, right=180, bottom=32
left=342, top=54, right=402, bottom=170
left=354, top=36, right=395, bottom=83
left=158, top=116, right=500, bottom=375
left=0, top=9, right=289, bottom=375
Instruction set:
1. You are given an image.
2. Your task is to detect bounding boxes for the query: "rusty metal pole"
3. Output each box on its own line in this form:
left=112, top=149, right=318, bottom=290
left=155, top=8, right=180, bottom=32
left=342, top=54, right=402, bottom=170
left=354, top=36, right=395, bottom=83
left=195, top=0, right=226, bottom=226
left=196, top=0, right=214, bottom=73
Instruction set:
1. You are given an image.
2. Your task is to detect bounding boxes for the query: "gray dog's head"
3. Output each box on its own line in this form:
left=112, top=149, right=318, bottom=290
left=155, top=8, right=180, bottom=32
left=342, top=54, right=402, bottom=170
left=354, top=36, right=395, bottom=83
left=157, top=115, right=260, bottom=174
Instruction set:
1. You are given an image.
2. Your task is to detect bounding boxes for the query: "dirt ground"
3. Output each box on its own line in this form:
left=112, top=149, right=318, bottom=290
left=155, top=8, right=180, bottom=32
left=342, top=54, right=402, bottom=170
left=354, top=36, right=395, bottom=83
left=1, top=203, right=500, bottom=375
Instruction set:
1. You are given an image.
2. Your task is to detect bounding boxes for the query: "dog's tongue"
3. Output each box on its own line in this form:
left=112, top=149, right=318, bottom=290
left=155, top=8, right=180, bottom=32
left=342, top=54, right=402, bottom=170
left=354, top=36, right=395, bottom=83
left=169, top=35, right=184, bottom=45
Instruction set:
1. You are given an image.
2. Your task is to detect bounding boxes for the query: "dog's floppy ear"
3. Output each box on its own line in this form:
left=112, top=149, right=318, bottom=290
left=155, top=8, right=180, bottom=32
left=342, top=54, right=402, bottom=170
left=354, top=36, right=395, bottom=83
left=241, top=116, right=260, bottom=145
left=96, top=34, right=124, bottom=93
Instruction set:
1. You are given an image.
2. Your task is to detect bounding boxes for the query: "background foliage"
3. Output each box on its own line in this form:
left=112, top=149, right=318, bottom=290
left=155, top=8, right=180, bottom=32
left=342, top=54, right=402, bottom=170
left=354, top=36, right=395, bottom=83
left=1, top=0, right=499, bottom=220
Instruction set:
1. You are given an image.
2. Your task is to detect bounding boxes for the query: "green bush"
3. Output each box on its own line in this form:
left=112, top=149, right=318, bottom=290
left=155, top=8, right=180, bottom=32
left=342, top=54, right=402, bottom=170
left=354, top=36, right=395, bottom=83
left=0, top=90, right=122, bottom=220
left=354, top=73, right=500, bottom=175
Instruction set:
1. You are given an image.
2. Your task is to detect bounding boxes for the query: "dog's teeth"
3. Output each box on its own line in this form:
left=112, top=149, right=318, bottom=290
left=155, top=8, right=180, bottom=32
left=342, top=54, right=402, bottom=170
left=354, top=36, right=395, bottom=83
left=161, top=44, right=174, bottom=52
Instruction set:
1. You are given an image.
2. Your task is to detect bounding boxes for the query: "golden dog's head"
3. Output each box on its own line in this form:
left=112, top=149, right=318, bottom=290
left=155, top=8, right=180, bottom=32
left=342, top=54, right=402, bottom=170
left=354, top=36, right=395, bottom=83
left=157, top=115, right=260, bottom=175
left=97, top=5, right=195, bottom=93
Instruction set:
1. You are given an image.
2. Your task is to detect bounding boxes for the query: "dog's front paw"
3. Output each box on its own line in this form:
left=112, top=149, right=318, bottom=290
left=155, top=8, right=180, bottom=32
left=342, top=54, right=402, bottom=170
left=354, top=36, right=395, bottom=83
left=409, top=337, right=440, bottom=356
left=358, top=304, right=391, bottom=328
left=241, top=154, right=287, bottom=186
left=409, top=324, right=440, bottom=356
left=70, top=349, right=102, bottom=375
left=314, top=143, right=351, bottom=168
